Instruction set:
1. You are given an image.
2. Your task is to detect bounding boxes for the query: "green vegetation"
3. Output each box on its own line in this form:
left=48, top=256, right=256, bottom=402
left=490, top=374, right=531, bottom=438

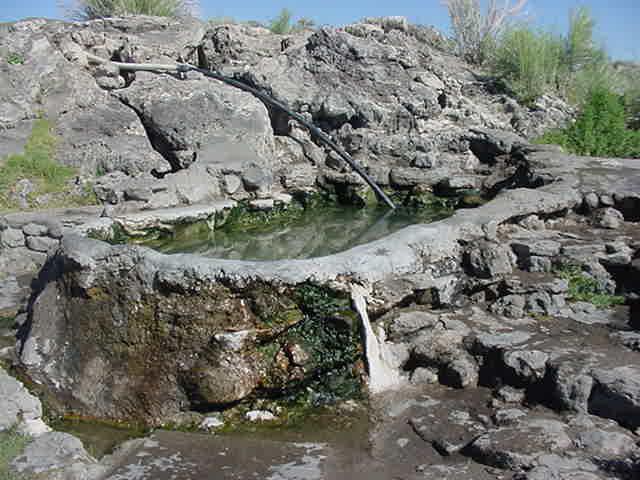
left=0, top=316, right=15, bottom=330
left=0, top=118, right=96, bottom=212
left=261, top=283, right=363, bottom=403
left=65, top=0, right=198, bottom=20
left=6, top=53, right=24, bottom=66
left=269, top=8, right=293, bottom=34
left=556, top=265, right=625, bottom=309
left=536, top=87, right=640, bottom=158
left=490, top=7, right=608, bottom=105
left=491, top=26, right=564, bottom=105
left=0, top=428, right=30, bottom=480
left=266, top=9, right=315, bottom=34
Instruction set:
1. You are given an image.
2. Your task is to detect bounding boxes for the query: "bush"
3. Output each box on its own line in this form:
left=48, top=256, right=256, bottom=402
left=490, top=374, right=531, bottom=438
left=64, top=0, right=199, bottom=19
left=536, top=87, right=640, bottom=158
left=269, top=8, right=293, bottom=34
left=443, top=0, right=528, bottom=64
left=624, top=86, right=640, bottom=130
left=491, top=25, right=563, bottom=104
left=489, top=7, right=612, bottom=106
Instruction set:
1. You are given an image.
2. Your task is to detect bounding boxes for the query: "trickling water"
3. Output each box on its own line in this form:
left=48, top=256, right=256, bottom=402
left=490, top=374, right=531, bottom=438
left=351, top=284, right=404, bottom=394
left=139, top=202, right=451, bottom=261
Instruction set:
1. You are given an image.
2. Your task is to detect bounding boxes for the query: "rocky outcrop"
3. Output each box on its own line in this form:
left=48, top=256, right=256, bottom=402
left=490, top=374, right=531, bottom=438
left=1, top=15, right=573, bottom=213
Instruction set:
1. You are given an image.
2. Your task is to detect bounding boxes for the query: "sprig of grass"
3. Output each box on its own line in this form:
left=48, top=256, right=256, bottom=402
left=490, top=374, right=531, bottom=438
left=0, top=118, right=77, bottom=211
left=556, top=265, right=625, bottom=308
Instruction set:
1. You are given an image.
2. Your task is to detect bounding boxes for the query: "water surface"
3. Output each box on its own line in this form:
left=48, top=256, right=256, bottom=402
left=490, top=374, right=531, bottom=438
left=140, top=203, right=451, bottom=261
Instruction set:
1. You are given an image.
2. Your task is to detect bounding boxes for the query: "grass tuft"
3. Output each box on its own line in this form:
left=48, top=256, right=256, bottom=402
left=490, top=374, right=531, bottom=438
left=0, top=428, right=30, bottom=480
left=0, top=118, right=98, bottom=212
left=62, top=0, right=199, bottom=20
left=556, top=265, right=625, bottom=309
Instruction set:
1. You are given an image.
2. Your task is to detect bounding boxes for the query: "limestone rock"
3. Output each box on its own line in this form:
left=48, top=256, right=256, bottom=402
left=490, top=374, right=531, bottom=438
left=11, top=432, right=104, bottom=479
left=0, top=368, right=45, bottom=434
left=466, top=417, right=572, bottom=471
left=590, top=366, right=640, bottom=429
left=463, top=240, right=515, bottom=279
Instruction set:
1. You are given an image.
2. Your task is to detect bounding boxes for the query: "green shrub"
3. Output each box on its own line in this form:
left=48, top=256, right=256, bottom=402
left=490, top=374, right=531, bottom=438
left=65, top=0, right=198, bottom=20
left=489, top=7, right=612, bottom=106
left=491, top=25, right=564, bottom=104
left=563, top=7, right=605, bottom=73
left=616, top=64, right=640, bottom=130
left=269, top=8, right=292, bottom=34
left=624, top=86, right=640, bottom=130
left=536, top=87, right=640, bottom=158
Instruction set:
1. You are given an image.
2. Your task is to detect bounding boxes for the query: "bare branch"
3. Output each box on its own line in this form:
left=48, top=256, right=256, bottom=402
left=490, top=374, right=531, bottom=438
left=442, top=0, right=528, bottom=63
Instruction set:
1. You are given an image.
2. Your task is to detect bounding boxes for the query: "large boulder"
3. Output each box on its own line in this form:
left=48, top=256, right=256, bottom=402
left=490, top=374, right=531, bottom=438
left=18, top=235, right=361, bottom=425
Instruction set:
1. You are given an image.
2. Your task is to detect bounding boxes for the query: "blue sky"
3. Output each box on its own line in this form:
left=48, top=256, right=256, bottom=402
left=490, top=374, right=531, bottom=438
left=1, top=1, right=638, bottom=60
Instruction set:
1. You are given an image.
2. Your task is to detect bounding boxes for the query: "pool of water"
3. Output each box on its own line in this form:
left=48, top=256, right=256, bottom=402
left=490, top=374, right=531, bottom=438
left=139, top=202, right=451, bottom=261
left=52, top=418, right=148, bottom=459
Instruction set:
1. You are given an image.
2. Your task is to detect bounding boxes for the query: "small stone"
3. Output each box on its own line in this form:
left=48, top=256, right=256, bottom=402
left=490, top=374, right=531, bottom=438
left=599, top=194, right=614, bottom=206
left=46, top=222, right=64, bottom=239
left=412, top=151, right=437, bottom=169
left=223, top=174, right=242, bottom=195
left=441, top=356, right=479, bottom=388
left=200, top=415, right=224, bottom=430
left=248, top=199, right=275, bottom=211
left=245, top=410, right=276, bottom=422
left=526, top=291, right=554, bottom=315
left=518, top=215, right=545, bottom=231
left=396, top=437, right=410, bottom=448
left=503, top=350, right=548, bottom=385
left=25, top=236, right=58, bottom=253
left=0, top=228, right=25, bottom=248
left=493, top=408, right=527, bottom=426
left=495, top=386, right=525, bottom=404
left=490, top=295, right=526, bottom=318
left=527, top=256, right=551, bottom=273
left=410, top=367, right=439, bottom=385
left=464, top=240, right=515, bottom=279
left=242, top=165, right=273, bottom=192
left=583, top=192, right=599, bottom=209
left=575, top=427, right=637, bottom=457
left=273, top=193, right=293, bottom=205
left=590, top=366, right=640, bottom=429
left=593, top=207, right=624, bottom=229
left=22, top=223, right=48, bottom=237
